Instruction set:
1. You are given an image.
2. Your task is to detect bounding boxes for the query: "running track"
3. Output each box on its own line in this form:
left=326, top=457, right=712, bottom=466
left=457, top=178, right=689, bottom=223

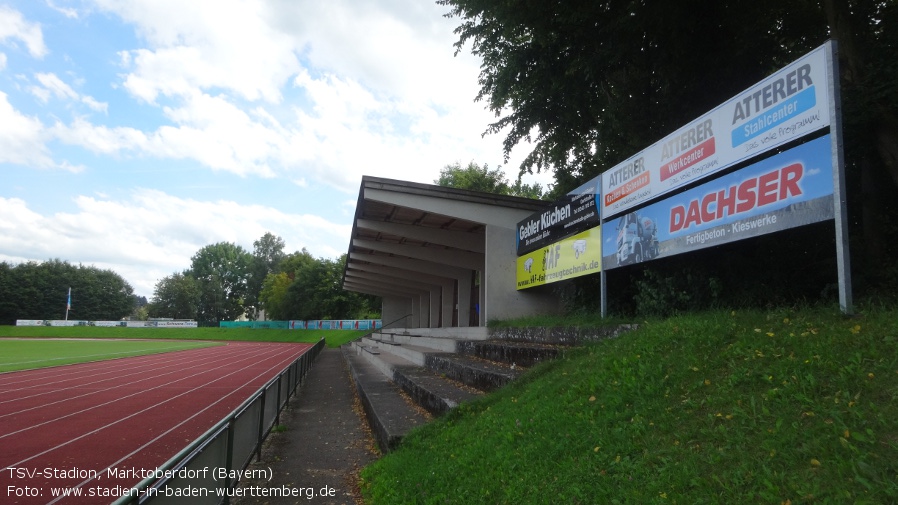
left=0, top=341, right=313, bottom=505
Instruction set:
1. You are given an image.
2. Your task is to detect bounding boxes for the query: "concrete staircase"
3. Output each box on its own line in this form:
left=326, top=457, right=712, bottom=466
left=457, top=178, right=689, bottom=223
left=341, top=324, right=636, bottom=453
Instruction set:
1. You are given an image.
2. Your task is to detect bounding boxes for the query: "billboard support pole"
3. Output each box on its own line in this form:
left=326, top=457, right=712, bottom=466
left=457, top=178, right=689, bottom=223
left=599, top=178, right=608, bottom=318
left=826, top=40, right=853, bottom=315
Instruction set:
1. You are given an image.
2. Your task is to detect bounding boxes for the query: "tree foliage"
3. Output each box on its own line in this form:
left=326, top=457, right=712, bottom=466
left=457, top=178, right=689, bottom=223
left=148, top=273, right=200, bottom=320
left=259, top=272, right=293, bottom=320
left=259, top=252, right=378, bottom=321
left=0, top=259, right=135, bottom=324
left=436, top=161, right=546, bottom=199
left=245, top=232, right=287, bottom=319
left=186, top=242, right=253, bottom=326
left=143, top=236, right=379, bottom=325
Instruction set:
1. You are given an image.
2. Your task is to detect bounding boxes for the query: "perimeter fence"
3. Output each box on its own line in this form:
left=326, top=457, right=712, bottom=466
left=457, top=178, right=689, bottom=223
left=111, top=337, right=326, bottom=505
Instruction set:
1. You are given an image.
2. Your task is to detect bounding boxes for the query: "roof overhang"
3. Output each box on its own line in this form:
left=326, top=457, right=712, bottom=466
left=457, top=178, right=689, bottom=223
left=342, top=176, right=548, bottom=298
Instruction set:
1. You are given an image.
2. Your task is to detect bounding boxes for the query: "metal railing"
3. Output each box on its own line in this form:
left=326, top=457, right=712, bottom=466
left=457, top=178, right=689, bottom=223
left=111, top=337, right=326, bottom=505
left=345, top=313, right=413, bottom=345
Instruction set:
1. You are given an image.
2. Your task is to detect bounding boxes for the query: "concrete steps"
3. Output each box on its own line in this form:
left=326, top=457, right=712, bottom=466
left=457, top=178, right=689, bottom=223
left=340, top=326, right=568, bottom=453
left=341, top=346, right=428, bottom=453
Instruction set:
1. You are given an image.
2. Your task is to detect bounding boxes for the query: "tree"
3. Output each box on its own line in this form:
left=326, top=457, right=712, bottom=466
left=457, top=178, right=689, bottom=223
left=258, top=272, right=293, bottom=320
left=258, top=252, right=379, bottom=321
left=246, top=232, right=287, bottom=319
left=148, top=273, right=200, bottom=320
left=276, top=248, right=316, bottom=275
left=0, top=259, right=135, bottom=323
left=439, top=0, right=833, bottom=186
left=436, top=161, right=546, bottom=198
left=187, top=242, right=253, bottom=325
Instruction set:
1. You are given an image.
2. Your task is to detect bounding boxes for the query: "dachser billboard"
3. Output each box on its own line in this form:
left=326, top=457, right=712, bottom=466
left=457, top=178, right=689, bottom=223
left=601, top=134, right=834, bottom=270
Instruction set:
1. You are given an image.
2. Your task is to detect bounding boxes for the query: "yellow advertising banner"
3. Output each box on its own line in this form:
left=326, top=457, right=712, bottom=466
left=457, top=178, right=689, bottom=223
left=516, top=226, right=602, bottom=290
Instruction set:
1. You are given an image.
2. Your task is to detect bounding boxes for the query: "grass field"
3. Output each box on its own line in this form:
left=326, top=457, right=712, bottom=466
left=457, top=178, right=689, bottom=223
left=0, top=326, right=368, bottom=347
left=361, top=305, right=898, bottom=504
left=0, top=326, right=370, bottom=372
left=0, top=339, right=221, bottom=373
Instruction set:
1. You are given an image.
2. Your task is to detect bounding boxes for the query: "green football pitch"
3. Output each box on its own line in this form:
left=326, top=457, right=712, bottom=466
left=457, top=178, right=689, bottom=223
left=0, top=339, right=221, bottom=373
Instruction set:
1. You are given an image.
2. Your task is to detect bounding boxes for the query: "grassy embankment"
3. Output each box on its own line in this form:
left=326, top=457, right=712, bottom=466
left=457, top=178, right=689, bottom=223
left=0, top=326, right=368, bottom=373
left=361, top=306, right=898, bottom=504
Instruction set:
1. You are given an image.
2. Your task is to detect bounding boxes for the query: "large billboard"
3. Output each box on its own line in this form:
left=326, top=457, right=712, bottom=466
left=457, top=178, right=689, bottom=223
left=516, top=227, right=602, bottom=289
left=570, top=43, right=832, bottom=220
left=601, top=134, right=834, bottom=270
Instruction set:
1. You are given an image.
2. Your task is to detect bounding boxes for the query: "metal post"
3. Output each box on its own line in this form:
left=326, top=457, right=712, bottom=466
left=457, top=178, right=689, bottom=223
left=598, top=178, right=608, bottom=318
left=224, top=419, right=235, bottom=505
left=274, top=376, right=282, bottom=427
left=256, top=391, right=266, bottom=462
left=825, top=40, right=854, bottom=315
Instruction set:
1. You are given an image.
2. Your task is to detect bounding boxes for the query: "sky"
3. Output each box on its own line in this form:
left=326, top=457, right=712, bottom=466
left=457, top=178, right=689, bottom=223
left=0, top=0, right=551, bottom=298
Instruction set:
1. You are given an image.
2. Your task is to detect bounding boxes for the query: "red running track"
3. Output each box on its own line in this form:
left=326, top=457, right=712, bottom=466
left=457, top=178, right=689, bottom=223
left=0, top=341, right=313, bottom=505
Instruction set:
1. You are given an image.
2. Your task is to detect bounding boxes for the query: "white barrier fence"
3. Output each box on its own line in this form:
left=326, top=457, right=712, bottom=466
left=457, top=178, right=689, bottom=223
left=16, top=319, right=198, bottom=328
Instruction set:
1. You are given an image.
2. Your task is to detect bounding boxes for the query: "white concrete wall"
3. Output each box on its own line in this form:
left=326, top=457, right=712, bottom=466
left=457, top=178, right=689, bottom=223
left=482, top=224, right=563, bottom=322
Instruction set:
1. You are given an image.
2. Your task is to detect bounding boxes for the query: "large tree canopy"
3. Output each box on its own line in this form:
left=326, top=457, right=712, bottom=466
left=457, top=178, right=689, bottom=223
left=260, top=252, right=378, bottom=321
left=187, top=242, right=253, bottom=325
left=0, top=259, right=135, bottom=324
left=148, top=273, right=200, bottom=320
left=245, top=232, right=287, bottom=319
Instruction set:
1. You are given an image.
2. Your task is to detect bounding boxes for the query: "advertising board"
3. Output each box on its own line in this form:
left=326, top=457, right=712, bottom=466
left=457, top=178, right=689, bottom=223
left=15, top=320, right=45, bottom=326
left=601, top=134, right=834, bottom=270
left=569, top=44, right=832, bottom=220
left=516, top=226, right=602, bottom=289
left=516, top=190, right=600, bottom=255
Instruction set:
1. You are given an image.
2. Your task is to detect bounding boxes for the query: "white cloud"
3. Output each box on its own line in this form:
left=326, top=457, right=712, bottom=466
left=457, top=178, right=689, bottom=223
left=31, top=72, right=79, bottom=101
left=0, top=91, right=68, bottom=170
left=0, top=190, right=351, bottom=296
left=46, top=1, right=80, bottom=19
left=98, top=0, right=300, bottom=103
left=51, top=117, right=147, bottom=155
left=28, top=72, right=108, bottom=115
left=0, top=6, right=48, bottom=58
left=81, top=95, right=108, bottom=113
left=0, top=52, right=6, bottom=71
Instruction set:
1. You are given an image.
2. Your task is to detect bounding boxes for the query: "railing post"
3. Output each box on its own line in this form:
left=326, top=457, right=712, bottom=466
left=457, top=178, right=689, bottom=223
left=224, top=417, right=235, bottom=505
left=256, top=388, right=266, bottom=462
left=274, top=375, right=282, bottom=427
left=286, top=366, right=292, bottom=402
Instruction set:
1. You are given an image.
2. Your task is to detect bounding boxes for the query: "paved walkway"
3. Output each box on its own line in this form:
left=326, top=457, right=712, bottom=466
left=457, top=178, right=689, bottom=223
left=235, top=347, right=378, bottom=505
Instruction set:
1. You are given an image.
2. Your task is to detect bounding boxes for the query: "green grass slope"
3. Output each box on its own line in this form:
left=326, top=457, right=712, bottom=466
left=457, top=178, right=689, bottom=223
left=361, top=307, right=898, bottom=504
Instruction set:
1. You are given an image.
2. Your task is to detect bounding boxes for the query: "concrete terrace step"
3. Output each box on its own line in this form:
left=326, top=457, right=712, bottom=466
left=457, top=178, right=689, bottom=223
left=368, top=333, right=458, bottom=352
left=341, top=345, right=428, bottom=453
left=392, top=365, right=482, bottom=416
left=361, top=337, right=523, bottom=392
left=457, top=339, right=563, bottom=368
left=353, top=339, right=483, bottom=416
left=423, top=353, right=523, bottom=392
left=377, top=326, right=490, bottom=341
left=488, top=324, right=638, bottom=345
